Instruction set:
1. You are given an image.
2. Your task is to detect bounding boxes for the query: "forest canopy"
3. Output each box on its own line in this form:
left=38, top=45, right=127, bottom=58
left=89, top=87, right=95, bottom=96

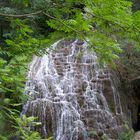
left=0, top=0, right=140, bottom=139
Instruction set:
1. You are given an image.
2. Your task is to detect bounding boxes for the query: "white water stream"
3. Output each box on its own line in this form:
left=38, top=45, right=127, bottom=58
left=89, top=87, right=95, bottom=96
left=22, top=40, right=123, bottom=139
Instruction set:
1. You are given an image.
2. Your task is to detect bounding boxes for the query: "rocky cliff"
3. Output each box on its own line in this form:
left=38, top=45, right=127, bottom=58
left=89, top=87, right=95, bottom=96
left=22, top=40, right=139, bottom=140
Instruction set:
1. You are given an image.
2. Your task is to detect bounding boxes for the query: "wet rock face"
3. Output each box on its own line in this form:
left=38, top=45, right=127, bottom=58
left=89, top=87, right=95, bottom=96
left=23, top=40, right=127, bottom=140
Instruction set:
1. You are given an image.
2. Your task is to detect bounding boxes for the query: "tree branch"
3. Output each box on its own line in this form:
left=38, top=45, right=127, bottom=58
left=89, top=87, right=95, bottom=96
left=43, top=12, right=89, bottom=43
left=0, top=10, right=42, bottom=17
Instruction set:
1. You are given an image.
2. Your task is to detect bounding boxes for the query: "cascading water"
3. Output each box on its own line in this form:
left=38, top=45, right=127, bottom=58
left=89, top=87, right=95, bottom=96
left=22, top=40, right=125, bottom=139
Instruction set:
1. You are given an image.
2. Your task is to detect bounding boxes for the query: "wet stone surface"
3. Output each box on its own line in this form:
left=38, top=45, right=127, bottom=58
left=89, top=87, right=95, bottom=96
left=23, top=40, right=127, bottom=140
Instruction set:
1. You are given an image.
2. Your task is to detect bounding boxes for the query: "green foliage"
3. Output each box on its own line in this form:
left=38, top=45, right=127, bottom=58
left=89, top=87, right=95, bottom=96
left=11, top=0, right=29, bottom=7
left=118, top=130, right=134, bottom=140
left=0, top=0, right=140, bottom=139
left=42, top=0, right=139, bottom=63
left=13, top=115, right=43, bottom=140
left=0, top=19, right=48, bottom=138
left=117, top=124, right=134, bottom=140
left=0, top=0, right=139, bottom=64
left=88, top=130, right=97, bottom=137
left=15, top=115, right=53, bottom=140
left=0, top=113, right=52, bottom=140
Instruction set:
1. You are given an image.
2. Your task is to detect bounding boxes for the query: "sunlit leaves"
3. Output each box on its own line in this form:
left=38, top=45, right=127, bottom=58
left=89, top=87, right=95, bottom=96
left=0, top=0, right=139, bottom=63
left=43, top=0, right=140, bottom=64
left=133, top=11, right=140, bottom=30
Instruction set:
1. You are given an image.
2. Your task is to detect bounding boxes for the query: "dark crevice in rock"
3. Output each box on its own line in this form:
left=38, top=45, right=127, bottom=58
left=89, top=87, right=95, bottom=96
left=131, top=78, right=140, bottom=132
left=136, top=104, right=140, bottom=131
left=132, top=78, right=140, bottom=100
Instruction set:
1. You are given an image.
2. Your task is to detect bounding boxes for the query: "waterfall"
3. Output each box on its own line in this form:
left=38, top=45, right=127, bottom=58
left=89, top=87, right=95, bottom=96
left=22, top=40, right=125, bottom=139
